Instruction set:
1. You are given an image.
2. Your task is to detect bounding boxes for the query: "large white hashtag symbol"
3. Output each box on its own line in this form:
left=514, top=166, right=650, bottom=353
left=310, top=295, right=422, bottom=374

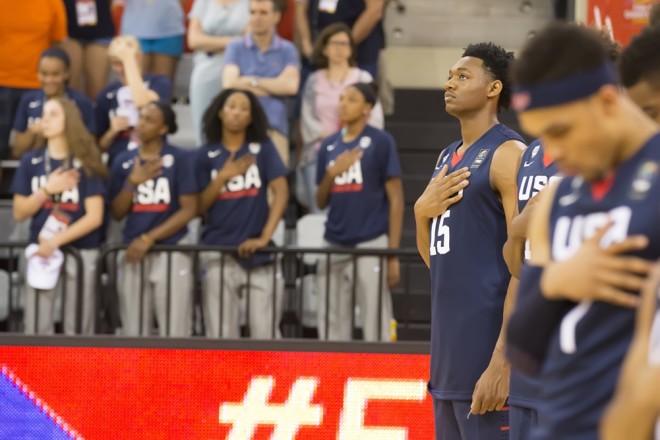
left=219, top=376, right=323, bottom=440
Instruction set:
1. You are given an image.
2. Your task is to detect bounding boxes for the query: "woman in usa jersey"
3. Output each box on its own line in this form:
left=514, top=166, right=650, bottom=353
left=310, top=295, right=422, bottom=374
left=11, top=97, right=107, bottom=335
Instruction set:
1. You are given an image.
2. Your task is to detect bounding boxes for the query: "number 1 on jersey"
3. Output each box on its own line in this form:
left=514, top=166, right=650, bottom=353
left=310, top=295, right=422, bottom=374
left=429, top=210, right=451, bottom=256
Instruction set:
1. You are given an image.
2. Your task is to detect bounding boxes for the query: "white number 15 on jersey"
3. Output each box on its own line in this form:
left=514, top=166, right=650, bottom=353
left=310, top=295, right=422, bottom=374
left=429, top=210, right=451, bottom=256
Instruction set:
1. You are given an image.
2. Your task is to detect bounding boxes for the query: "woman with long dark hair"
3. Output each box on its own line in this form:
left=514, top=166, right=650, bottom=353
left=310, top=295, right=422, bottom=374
left=11, top=96, right=107, bottom=335
left=195, top=88, right=288, bottom=339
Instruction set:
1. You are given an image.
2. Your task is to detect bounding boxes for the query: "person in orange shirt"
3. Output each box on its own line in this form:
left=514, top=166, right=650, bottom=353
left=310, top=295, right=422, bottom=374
left=0, top=0, right=67, bottom=159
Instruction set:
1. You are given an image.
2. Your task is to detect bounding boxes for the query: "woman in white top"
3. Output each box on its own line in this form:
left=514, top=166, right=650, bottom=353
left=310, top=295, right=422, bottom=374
left=297, top=22, right=383, bottom=213
left=187, top=0, right=250, bottom=145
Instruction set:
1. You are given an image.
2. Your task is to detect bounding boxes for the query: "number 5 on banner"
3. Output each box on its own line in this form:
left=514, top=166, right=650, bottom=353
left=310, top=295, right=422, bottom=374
left=338, top=379, right=427, bottom=440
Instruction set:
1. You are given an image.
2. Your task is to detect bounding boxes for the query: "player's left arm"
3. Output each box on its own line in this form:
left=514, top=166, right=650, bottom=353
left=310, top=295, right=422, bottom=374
left=143, top=194, right=198, bottom=243
left=238, top=176, right=289, bottom=257
left=471, top=139, right=524, bottom=415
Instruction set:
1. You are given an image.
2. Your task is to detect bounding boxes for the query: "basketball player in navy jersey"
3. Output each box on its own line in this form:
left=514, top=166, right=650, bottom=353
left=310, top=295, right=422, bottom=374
left=619, top=25, right=660, bottom=125
left=504, top=32, right=621, bottom=440
left=415, top=42, right=526, bottom=439
left=508, top=22, right=660, bottom=439
left=600, top=24, right=660, bottom=440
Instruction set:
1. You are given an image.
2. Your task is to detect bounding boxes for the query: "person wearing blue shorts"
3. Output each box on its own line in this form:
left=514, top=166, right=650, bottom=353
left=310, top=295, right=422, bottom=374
left=120, top=0, right=186, bottom=85
left=415, top=42, right=526, bottom=439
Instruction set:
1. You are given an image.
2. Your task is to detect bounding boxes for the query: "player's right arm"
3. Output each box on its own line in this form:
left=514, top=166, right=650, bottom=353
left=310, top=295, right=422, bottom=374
left=414, top=164, right=470, bottom=268
left=600, top=261, right=660, bottom=440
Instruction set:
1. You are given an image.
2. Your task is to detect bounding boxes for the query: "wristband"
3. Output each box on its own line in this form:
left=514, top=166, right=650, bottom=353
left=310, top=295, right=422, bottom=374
left=140, top=233, right=154, bottom=246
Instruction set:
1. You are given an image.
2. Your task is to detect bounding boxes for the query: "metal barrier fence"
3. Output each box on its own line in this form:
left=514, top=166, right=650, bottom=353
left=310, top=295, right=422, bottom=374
left=0, top=242, right=425, bottom=339
left=0, top=242, right=84, bottom=334
left=97, top=244, right=423, bottom=341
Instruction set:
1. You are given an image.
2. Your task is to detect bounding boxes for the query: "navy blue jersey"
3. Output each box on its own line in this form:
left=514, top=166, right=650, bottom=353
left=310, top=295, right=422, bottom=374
left=535, top=133, right=660, bottom=440
left=316, top=125, right=402, bottom=246
left=10, top=149, right=106, bottom=249
left=195, top=139, right=286, bottom=248
left=108, top=144, right=197, bottom=245
left=510, top=140, right=560, bottom=410
left=12, top=89, right=96, bottom=135
left=428, top=123, right=524, bottom=400
left=95, top=75, right=172, bottom=166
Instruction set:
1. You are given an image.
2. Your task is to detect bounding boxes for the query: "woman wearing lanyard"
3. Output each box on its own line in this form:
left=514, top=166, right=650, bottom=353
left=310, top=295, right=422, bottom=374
left=10, top=97, right=107, bottom=335
left=298, top=22, right=383, bottom=213
left=195, top=89, right=288, bottom=339
left=315, top=82, right=403, bottom=342
left=109, top=101, right=198, bottom=337
left=11, top=48, right=96, bottom=159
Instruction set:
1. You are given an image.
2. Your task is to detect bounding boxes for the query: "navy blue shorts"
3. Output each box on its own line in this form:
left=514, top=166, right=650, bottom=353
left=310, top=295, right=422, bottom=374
left=509, top=405, right=538, bottom=440
left=433, top=398, right=510, bottom=440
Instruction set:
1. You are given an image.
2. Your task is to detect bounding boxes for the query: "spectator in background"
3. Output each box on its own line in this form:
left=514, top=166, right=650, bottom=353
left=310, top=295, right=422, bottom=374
left=223, top=0, right=300, bottom=166
left=315, top=83, right=403, bottom=342
left=295, top=0, right=385, bottom=79
left=649, top=2, right=660, bottom=27
left=61, top=0, right=115, bottom=100
left=11, top=97, right=107, bottom=335
left=109, top=102, right=197, bottom=337
left=187, top=0, right=250, bottom=145
left=195, top=89, right=288, bottom=339
left=96, top=36, right=172, bottom=167
left=12, top=49, right=96, bottom=159
left=297, top=23, right=383, bottom=213
left=120, top=0, right=186, bottom=85
left=0, top=0, right=67, bottom=159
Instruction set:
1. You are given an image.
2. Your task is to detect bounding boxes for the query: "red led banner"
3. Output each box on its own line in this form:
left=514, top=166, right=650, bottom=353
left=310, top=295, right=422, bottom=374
left=586, top=0, right=653, bottom=45
left=0, top=345, right=434, bottom=439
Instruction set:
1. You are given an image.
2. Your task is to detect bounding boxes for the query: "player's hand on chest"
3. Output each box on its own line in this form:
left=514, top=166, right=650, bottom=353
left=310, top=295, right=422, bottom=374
left=129, top=157, right=163, bottom=186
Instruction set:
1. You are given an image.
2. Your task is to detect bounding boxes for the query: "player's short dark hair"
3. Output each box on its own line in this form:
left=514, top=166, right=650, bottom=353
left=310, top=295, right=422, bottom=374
left=619, top=25, right=660, bottom=89
left=149, top=101, right=178, bottom=135
left=462, top=42, right=515, bottom=112
left=512, top=22, right=612, bottom=87
left=202, top=89, right=270, bottom=145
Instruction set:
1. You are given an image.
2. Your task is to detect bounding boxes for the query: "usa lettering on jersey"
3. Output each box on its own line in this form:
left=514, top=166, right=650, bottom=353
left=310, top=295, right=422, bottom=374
left=213, top=164, right=262, bottom=200
left=132, top=177, right=171, bottom=212
left=331, top=160, right=364, bottom=193
left=552, top=205, right=632, bottom=261
left=31, top=176, right=80, bottom=211
left=553, top=206, right=633, bottom=354
left=518, top=175, right=562, bottom=201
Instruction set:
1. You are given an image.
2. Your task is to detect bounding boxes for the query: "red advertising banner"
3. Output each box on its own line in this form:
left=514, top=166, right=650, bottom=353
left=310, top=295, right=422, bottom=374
left=0, top=345, right=434, bottom=439
left=586, top=0, right=654, bottom=45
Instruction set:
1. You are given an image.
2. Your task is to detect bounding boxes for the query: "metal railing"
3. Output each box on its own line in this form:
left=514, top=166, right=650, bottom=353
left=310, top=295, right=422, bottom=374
left=0, top=242, right=84, bottom=334
left=96, top=244, right=423, bottom=341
